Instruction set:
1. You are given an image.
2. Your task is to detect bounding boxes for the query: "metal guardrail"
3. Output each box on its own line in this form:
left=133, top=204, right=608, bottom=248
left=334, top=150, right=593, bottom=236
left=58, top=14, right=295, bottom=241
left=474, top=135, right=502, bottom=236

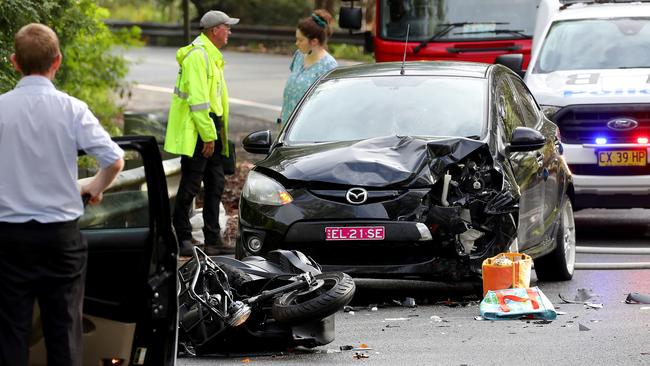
left=79, top=157, right=181, bottom=194
left=105, top=20, right=365, bottom=46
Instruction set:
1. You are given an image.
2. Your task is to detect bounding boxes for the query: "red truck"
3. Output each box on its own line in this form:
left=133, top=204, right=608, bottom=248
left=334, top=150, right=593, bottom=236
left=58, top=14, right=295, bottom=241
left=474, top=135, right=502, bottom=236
left=340, top=0, right=540, bottom=69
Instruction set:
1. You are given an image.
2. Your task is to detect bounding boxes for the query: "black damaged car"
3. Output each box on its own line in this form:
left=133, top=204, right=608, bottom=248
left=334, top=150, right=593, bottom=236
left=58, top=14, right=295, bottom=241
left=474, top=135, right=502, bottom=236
left=238, top=61, right=576, bottom=283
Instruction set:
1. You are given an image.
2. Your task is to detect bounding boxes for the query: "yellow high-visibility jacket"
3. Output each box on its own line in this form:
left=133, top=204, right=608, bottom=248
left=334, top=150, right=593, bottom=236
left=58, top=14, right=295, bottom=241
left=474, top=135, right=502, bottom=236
left=164, top=33, right=230, bottom=157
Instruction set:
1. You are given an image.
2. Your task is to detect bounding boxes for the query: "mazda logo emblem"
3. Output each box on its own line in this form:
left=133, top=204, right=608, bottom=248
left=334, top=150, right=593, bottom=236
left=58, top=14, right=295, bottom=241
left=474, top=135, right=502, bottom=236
left=607, top=118, right=638, bottom=131
left=346, top=188, right=368, bottom=204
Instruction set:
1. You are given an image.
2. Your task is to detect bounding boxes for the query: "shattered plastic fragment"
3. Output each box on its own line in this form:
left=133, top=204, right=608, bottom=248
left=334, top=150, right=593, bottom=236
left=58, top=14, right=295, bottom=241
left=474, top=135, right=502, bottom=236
left=353, top=352, right=370, bottom=359
left=560, top=288, right=600, bottom=304
left=584, top=303, right=603, bottom=309
left=402, top=297, right=416, bottom=308
left=625, top=292, right=650, bottom=304
left=430, top=315, right=443, bottom=322
left=474, top=316, right=484, bottom=321
left=340, top=345, right=354, bottom=351
left=578, top=323, right=590, bottom=331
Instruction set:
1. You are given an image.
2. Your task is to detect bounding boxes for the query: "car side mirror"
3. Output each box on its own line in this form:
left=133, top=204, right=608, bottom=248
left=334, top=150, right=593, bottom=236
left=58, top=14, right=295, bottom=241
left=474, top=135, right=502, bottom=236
left=495, top=54, right=524, bottom=78
left=243, top=130, right=272, bottom=154
left=508, top=127, right=546, bottom=152
left=339, top=6, right=362, bottom=30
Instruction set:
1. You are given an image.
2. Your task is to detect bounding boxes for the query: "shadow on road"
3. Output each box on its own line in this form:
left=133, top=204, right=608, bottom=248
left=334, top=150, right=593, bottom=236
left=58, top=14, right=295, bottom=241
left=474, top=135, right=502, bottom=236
left=575, top=208, right=650, bottom=240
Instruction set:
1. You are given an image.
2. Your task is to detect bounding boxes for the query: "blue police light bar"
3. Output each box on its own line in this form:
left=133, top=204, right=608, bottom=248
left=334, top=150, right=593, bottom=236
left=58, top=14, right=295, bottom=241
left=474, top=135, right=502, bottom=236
left=595, top=137, right=607, bottom=145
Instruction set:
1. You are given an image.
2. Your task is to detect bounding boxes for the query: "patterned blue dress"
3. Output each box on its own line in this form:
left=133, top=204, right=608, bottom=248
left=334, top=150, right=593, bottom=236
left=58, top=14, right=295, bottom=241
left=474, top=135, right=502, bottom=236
left=280, top=50, right=337, bottom=125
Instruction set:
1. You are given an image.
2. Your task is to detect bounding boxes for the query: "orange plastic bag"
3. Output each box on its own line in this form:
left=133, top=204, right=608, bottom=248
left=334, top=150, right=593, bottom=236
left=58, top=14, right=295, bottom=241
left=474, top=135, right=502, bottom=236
left=481, top=252, right=532, bottom=297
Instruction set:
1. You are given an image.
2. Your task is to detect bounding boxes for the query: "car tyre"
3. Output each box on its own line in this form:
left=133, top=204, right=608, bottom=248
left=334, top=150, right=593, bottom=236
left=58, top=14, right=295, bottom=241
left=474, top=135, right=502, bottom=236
left=534, top=194, right=575, bottom=281
left=272, top=272, right=355, bottom=324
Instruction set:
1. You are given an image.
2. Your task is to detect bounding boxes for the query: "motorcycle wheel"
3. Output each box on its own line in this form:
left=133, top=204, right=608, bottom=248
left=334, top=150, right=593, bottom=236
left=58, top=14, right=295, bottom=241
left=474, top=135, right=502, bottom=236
left=272, top=272, right=355, bottom=324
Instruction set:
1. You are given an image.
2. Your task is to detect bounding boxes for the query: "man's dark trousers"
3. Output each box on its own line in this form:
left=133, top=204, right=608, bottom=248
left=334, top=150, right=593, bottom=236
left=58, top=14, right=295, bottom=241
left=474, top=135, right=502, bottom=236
left=173, top=125, right=225, bottom=246
left=0, top=220, right=87, bottom=366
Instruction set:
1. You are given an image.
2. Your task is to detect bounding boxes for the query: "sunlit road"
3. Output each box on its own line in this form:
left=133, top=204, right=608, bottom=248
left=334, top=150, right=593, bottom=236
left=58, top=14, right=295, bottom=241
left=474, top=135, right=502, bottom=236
left=122, top=47, right=650, bottom=365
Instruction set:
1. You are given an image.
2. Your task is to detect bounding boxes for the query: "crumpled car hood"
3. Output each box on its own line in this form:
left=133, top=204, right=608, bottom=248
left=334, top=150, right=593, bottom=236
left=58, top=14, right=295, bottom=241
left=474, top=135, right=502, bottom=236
left=258, top=135, right=487, bottom=187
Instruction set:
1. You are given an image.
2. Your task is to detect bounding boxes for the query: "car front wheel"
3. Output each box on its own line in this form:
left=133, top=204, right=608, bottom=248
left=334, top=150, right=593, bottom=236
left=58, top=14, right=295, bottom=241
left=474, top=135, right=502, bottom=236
left=534, top=194, right=576, bottom=281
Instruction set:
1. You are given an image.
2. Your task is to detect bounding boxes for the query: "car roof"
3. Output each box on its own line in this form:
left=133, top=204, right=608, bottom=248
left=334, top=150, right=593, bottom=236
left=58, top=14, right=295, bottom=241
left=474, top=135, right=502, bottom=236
left=324, top=61, right=490, bottom=80
left=553, top=2, right=650, bottom=21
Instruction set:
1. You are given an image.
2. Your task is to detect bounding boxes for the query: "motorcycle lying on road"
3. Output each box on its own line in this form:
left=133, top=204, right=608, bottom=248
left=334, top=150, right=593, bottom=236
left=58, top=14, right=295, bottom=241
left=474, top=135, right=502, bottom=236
left=177, top=247, right=356, bottom=355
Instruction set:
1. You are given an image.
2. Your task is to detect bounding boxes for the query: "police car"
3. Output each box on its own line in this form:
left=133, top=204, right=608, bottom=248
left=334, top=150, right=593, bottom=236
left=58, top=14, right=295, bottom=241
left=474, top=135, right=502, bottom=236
left=525, top=0, right=650, bottom=209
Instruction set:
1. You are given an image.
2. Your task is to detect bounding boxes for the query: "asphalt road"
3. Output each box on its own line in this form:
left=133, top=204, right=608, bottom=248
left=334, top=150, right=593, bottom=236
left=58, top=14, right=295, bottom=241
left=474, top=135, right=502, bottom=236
left=122, top=47, right=650, bottom=365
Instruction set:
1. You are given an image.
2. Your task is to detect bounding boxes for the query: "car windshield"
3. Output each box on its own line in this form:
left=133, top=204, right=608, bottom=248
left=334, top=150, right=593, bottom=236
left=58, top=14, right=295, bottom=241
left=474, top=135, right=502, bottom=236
left=533, top=18, right=650, bottom=73
left=380, top=0, right=538, bottom=41
left=285, top=76, right=486, bottom=144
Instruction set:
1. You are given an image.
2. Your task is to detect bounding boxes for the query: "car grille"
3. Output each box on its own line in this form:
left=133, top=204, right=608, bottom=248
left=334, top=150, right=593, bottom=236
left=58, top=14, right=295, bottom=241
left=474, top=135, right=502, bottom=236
left=309, top=189, right=405, bottom=205
left=554, top=103, right=650, bottom=144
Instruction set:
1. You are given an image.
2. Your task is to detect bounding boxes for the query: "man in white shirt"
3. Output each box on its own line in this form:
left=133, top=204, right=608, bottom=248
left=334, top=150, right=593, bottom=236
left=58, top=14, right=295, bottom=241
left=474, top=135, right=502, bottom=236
left=0, top=23, right=124, bottom=366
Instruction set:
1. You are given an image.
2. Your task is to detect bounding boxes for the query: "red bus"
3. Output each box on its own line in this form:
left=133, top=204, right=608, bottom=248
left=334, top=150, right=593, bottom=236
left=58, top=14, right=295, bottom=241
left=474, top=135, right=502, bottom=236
left=341, top=0, right=540, bottom=68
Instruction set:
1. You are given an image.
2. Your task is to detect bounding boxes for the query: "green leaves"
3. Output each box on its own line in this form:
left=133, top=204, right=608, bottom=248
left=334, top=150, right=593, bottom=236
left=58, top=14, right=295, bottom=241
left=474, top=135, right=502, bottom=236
left=0, top=0, right=141, bottom=135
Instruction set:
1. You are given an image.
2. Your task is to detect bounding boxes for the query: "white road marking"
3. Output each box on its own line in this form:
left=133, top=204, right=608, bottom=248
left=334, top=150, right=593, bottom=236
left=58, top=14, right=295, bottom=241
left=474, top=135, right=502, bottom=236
left=134, top=84, right=282, bottom=112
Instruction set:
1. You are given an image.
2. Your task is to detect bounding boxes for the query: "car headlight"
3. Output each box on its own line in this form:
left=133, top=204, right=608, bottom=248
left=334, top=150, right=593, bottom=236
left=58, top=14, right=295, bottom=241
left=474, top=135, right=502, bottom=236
left=540, top=105, right=561, bottom=120
left=242, top=171, right=293, bottom=206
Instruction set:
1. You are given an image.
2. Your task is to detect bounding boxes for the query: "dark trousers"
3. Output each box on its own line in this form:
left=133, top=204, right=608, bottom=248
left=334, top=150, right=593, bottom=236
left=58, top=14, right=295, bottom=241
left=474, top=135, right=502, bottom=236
left=0, top=220, right=87, bottom=366
left=173, top=135, right=225, bottom=246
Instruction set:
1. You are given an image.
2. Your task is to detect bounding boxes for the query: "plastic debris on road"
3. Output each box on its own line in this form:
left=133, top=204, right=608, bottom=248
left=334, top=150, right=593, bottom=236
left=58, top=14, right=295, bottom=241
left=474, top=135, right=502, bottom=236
left=430, top=315, right=443, bottom=322
left=340, top=345, right=354, bottom=351
left=578, top=323, right=590, bottom=331
left=625, top=292, right=650, bottom=304
left=559, top=288, right=603, bottom=309
left=402, top=297, right=417, bottom=308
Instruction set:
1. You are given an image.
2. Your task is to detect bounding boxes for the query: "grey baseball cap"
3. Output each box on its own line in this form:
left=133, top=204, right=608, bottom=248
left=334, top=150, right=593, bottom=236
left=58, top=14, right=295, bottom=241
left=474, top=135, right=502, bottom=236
left=200, top=10, right=240, bottom=29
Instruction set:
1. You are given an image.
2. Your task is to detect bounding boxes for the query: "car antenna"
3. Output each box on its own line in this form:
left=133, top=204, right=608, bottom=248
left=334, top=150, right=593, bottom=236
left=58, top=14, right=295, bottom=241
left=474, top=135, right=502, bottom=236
left=400, top=24, right=410, bottom=76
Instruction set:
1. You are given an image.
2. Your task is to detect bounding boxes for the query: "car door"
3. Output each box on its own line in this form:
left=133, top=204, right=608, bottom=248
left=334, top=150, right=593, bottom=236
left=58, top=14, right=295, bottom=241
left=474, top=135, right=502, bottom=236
left=29, top=136, right=177, bottom=366
left=495, top=74, right=547, bottom=251
left=508, top=75, right=564, bottom=255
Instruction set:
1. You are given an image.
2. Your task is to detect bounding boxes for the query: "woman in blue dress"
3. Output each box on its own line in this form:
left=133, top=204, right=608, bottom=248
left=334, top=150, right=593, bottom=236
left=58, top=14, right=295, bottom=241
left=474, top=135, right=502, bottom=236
left=280, top=9, right=338, bottom=126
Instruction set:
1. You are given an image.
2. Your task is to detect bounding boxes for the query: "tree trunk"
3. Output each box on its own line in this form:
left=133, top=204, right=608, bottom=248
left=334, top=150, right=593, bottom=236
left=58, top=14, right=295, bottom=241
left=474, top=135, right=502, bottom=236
left=314, top=0, right=336, bottom=16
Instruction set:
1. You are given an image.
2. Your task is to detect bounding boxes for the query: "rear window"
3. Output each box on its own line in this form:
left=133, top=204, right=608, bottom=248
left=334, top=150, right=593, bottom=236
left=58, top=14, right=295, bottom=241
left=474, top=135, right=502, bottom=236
left=285, top=76, right=487, bottom=144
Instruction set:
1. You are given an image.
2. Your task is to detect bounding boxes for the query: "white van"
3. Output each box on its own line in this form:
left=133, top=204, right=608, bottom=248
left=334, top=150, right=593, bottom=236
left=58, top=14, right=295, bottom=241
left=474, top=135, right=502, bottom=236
left=525, top=0, right=650, bottom=209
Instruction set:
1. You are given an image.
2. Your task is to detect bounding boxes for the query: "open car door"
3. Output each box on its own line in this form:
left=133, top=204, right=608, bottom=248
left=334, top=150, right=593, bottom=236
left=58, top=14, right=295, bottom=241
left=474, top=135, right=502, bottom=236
left=29, top=136, right=178, bottom=366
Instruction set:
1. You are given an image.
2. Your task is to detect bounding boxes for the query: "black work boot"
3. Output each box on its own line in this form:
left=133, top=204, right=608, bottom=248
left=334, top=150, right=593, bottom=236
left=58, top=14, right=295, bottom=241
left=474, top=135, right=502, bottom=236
left=204, top=236, right=233, bottom=256
left=179, top=239, right=195, bottom=257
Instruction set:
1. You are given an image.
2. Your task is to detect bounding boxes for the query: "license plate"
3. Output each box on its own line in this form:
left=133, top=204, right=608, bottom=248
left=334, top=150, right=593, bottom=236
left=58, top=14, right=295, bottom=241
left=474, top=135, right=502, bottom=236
left=597, top=150, right=647, bottom=167
left=325, top=226, right=385, bottom=241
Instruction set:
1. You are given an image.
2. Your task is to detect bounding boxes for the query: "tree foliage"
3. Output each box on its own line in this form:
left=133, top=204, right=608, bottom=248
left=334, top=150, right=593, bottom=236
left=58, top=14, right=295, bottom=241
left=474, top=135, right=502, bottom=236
left=189, top=0, right=313, bottom=25
left=0, top=0, right=141, bottom=134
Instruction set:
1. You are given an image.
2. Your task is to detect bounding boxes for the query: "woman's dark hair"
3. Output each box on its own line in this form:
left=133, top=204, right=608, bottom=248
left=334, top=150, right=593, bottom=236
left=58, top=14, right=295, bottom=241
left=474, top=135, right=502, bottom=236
left=297, top=9, right=334, bottom=45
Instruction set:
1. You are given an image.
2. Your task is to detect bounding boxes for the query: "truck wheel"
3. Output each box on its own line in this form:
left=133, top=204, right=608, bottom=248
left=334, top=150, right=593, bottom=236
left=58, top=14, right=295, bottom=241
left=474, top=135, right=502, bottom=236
left=272, top=272, right=355, bottom=324
left=534, top=194, right=575, bottom=281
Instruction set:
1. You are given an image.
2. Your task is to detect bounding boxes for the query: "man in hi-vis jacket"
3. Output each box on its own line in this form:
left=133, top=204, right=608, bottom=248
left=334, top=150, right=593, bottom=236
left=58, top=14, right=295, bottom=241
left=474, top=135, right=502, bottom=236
left=164, top=10, right=238, bottom=256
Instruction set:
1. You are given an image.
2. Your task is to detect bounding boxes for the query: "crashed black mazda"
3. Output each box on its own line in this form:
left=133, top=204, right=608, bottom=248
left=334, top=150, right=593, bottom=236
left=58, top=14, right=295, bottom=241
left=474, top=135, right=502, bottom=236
left=238, top=62, right=576, bottom=283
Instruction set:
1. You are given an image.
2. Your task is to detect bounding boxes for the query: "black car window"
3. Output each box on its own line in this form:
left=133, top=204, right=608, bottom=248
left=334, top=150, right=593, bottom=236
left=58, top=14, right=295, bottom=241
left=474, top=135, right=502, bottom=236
left=286, top=76, right=487, bottom=143
left=496, top=76, right=524, bottom=143
left=78, top=151, right=149, bottom=229
left=507, top=75, right=540, bottom=128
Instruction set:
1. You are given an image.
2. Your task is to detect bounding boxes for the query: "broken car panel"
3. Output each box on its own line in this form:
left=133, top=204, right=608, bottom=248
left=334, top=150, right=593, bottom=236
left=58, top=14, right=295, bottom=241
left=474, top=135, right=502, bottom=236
left=238, top=62, right=575, bottom=283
